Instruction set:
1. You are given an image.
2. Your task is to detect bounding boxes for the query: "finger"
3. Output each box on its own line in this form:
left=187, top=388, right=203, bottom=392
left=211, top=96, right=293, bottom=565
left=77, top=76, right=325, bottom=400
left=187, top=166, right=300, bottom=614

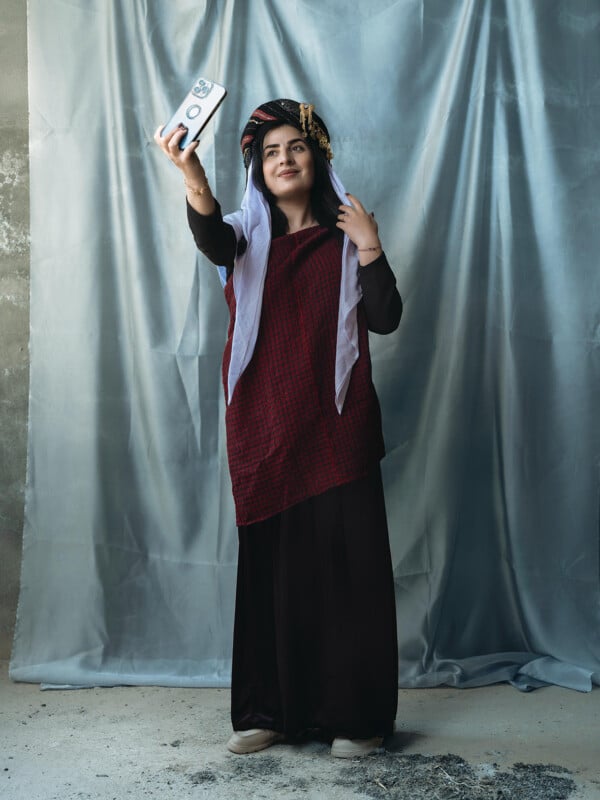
left=182, top=138, right=200, bottom=156
left=158, top=125, right=182, bottom=145
left=345, top=193, right=366, bottom=212
left=156, top=133, right=173, bottom=154
left=167, top=126, right=189, bottom=152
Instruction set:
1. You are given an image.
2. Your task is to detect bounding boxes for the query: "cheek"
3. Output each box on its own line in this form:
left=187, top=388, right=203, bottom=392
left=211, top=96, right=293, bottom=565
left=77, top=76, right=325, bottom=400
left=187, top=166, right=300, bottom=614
left=262, top=162, right=275, bottom=187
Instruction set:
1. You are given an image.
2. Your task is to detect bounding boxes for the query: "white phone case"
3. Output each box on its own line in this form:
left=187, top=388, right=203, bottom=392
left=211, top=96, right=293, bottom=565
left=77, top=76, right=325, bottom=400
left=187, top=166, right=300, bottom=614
left=162, top=78, right=227, bottom=149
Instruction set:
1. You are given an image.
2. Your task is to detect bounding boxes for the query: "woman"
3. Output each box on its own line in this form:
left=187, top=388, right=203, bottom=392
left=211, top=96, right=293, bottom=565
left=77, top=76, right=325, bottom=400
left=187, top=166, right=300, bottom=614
left=155, top=99, right=402, bottom=758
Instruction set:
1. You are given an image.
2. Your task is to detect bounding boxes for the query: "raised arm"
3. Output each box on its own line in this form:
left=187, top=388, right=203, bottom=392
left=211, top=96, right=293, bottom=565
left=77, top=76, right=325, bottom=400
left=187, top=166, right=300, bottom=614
left=154, top=124, right=217, bottom=215
left=186, top=200, right=237, bottom=270
left=336, top=193, right=402, bottom=333
left=154, top=125, right=237, bottom=270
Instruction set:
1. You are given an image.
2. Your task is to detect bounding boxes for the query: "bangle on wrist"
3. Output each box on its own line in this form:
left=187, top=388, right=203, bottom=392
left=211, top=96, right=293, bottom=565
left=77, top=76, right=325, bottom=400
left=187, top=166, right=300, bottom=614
left=184, top=177, right=210, bottom=196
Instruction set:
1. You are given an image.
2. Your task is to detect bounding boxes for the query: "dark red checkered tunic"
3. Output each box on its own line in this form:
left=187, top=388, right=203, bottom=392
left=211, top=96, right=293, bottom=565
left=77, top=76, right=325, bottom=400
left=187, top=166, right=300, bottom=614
left=222, top=225, right=385, bottom=526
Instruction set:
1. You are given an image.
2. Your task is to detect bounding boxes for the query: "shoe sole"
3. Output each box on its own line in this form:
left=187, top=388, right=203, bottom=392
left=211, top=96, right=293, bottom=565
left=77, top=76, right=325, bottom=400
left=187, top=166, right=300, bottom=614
left=227, top=734, right=284, bottom=754
left=331, top=738, right=384, bottom=759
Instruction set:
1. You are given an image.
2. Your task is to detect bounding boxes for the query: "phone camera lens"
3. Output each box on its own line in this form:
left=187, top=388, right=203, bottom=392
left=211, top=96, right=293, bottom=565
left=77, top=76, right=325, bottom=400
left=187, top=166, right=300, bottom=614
left=193, top=80, right=212, bottom=99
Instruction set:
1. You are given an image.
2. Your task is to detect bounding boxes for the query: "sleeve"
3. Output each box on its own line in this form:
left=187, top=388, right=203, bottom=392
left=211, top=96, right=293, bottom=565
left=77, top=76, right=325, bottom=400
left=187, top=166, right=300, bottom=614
left=186, top=199, right=238, bottom=271
left=358, top=253, right=403, bottom=334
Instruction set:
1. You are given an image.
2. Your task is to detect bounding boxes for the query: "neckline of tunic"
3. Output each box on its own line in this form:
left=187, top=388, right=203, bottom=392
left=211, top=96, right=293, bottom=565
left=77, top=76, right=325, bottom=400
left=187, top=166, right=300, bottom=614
left=274, top=224, right=327, bottom=240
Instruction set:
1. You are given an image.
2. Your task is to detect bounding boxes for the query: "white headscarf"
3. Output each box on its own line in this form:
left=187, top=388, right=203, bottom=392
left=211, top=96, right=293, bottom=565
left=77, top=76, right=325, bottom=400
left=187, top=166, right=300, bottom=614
left=219, top=163, right=361, bottom=414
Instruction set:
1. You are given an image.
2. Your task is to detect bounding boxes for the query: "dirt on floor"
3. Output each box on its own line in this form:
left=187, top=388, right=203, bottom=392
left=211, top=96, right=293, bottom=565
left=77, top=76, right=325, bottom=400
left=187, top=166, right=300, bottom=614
left=184, top=749, right=578, bottom=800
left=1, top=661, right=598, bottom=800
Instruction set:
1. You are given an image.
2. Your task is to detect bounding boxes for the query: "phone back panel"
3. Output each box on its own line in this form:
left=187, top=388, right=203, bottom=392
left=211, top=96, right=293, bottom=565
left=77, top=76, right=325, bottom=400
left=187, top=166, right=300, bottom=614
left=162, top=78, right=227, bottom=149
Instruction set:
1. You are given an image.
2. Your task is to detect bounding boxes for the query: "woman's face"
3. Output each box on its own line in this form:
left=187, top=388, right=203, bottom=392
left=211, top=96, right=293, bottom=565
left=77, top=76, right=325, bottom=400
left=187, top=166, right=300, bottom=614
left=261, top=124, right=315, bottom=202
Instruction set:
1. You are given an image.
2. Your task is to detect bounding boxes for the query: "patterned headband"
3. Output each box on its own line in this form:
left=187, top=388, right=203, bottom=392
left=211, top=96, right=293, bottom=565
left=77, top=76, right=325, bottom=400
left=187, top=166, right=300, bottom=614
left=240, top=98, right=333, bottom=169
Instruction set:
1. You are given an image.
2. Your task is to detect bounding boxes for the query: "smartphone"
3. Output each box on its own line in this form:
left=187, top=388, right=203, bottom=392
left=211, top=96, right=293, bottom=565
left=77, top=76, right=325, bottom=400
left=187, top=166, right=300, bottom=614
left=162, top=77, right=227, bottom=149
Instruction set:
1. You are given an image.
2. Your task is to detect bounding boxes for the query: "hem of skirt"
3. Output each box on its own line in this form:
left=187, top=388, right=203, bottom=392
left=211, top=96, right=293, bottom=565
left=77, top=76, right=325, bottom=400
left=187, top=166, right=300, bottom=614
left=234, top=455, right=384, bottom=527
left=231, top=717, right=396, bottom=741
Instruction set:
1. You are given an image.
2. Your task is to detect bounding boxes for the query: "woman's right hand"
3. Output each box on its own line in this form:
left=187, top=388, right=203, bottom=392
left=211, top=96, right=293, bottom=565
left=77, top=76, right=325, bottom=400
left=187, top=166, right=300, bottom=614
left=154, top=124, right=203, bottom=176
left=154, top=124, right=216, bottom=213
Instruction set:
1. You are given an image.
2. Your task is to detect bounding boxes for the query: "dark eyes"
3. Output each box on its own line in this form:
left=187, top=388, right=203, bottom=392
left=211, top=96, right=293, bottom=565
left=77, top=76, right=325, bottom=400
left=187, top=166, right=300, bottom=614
left=264, top=144, right=306, bottom=158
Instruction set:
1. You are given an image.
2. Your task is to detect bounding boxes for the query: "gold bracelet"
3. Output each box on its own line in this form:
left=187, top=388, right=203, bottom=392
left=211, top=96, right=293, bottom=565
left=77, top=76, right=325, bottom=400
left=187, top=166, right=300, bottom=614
left=357, top=245, right=382, bottom=252
left=184, top=178, right=210, bottom=196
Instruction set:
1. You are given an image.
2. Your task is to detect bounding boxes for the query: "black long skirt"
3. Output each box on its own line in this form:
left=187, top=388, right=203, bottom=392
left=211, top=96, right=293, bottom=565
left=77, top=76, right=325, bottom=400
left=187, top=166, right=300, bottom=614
left=231, top=465, right=398, bottom=740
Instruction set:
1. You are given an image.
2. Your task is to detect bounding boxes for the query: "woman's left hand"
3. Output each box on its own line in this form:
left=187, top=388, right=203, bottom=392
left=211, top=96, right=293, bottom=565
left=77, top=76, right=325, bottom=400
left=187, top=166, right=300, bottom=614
left=336, top=193, right=382, bottom=263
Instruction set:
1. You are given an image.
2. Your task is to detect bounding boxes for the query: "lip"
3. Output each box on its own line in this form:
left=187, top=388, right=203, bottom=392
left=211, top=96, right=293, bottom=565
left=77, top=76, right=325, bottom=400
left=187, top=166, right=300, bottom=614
left=277, top=169, right=299, bottom=177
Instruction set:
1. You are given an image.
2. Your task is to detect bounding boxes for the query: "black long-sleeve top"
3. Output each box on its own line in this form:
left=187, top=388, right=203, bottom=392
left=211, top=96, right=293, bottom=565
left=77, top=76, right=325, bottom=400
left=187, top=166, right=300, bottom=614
left=186, top=200, right=402, bottom=334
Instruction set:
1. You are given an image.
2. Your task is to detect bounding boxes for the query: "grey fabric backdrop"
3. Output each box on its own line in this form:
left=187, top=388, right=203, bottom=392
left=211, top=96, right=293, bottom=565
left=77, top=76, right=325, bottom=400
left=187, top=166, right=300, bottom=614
left=10, top=0, right=600, bottom=691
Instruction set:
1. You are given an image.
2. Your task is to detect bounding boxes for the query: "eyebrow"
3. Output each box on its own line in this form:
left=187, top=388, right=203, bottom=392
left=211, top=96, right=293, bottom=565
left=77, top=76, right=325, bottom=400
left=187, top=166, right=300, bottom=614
left=263, top=137, right=305, bottom=153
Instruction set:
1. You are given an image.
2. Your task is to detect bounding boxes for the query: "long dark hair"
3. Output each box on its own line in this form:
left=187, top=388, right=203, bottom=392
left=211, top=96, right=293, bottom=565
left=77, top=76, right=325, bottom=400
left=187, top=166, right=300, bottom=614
left=250, top=121, right=342, bottom=239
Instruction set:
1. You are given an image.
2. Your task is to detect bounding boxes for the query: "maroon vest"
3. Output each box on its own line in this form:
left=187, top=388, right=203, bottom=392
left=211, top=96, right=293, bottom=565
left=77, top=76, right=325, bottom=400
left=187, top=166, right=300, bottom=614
left=222, top=226, right=385, bottom=526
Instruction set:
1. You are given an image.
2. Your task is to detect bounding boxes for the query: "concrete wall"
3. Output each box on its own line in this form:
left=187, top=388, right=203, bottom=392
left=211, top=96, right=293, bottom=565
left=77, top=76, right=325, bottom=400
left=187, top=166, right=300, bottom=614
left=0, top=0, right=28, bottom=660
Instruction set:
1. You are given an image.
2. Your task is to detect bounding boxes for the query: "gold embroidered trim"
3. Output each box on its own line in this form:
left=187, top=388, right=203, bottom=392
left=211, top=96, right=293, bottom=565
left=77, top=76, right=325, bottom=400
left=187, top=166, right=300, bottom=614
left=299, top=102, right=333, bottom=162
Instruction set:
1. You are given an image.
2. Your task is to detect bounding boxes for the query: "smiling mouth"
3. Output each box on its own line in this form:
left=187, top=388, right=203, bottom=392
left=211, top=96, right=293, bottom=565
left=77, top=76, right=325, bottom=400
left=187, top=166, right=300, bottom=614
left=278, top=170, right=299, bottom=177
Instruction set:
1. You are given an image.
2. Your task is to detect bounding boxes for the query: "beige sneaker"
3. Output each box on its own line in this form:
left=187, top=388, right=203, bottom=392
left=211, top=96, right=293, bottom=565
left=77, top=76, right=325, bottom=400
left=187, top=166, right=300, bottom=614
left=330, top=736, right=384, bottom=758
left=226, top=728, right=284, bottom=754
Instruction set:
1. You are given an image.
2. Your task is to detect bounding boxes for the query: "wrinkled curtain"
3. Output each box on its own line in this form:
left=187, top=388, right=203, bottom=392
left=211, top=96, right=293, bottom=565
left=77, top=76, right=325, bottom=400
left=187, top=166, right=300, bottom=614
left=11, top=0, right=600, bottom=691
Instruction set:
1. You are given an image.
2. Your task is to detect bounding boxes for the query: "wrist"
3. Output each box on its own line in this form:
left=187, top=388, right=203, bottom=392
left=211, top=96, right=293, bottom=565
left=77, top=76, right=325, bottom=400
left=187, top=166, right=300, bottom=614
left=356, top=239, right=383, bottom=267
left=184, top=173, right=210, bottom=196
left=353, top=230, right=382, bottom=250
left=356, top=238, right=382, bottom=253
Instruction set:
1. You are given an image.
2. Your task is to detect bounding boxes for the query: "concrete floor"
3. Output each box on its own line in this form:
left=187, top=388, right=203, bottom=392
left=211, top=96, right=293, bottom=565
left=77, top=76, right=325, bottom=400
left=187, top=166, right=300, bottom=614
left=1, top=659, right=598, bottom=799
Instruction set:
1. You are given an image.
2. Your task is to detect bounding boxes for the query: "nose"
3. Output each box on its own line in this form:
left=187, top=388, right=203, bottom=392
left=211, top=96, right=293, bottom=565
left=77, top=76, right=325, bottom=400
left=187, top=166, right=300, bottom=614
left=279, top=149, right=293, bottom=164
